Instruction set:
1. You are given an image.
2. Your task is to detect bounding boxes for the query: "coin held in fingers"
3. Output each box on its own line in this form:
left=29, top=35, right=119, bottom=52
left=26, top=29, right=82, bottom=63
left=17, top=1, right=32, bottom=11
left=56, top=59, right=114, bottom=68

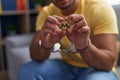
left=59, top=20, right=70, bottom=30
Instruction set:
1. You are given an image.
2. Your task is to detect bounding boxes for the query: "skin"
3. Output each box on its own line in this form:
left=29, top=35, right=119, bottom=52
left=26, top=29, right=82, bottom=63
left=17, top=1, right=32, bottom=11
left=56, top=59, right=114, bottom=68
left=30, top=0, right=117, bottom=71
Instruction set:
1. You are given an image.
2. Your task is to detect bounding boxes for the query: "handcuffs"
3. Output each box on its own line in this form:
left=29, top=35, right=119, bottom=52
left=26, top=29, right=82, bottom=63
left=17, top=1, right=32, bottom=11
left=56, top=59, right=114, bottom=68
left=39, top=20, right=90, bottom=54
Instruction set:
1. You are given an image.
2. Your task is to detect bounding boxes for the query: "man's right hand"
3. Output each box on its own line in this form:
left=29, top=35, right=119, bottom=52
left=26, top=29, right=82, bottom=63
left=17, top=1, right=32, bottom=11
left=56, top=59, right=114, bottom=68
left=40, top=15, right=66, bottom=48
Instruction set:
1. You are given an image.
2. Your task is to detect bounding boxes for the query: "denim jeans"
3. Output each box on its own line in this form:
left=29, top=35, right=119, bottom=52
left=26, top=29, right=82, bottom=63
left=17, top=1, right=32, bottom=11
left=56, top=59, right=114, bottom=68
left=18, top=59, right=118, bottom=80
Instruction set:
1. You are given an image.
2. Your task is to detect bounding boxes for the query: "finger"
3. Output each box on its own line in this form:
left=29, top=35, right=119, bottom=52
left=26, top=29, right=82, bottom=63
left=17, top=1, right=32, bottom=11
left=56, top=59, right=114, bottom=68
left=74, top=19, right=88, bottom=30
left=52, top=30, right=66, bottom=43
left=46, top=33, right=51, bottom=43
left=52, top=15, right=64, bottom=22
left=43, top=28, right=56, bottom=35
left=65, top=14, right=84, bottom=24
left=45, top=33, right=53, bottom=48
left=77, top=26, right=90, bottom=33
left=44, top=21, right=62, bottom=34
left=58, top=30, right=67, bottom=37
left=44, top=26, right=63, bottom=36
left=67, top=27, right=74, bottom=35
left=45, top=22, right=57, bottom=32
left=46, top=16, right=61, bottom=25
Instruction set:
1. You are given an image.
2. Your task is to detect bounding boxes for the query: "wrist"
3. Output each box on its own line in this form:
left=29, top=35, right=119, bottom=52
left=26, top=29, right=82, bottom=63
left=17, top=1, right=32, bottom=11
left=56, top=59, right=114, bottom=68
left=76, top=39, right=91, bottom=53
left=39, top=40, right=53, bottom=50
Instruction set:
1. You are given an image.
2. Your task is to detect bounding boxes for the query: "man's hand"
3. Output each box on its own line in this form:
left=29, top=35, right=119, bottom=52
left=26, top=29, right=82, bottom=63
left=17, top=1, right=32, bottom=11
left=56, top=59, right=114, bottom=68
left=40, top=15, right=66, bottom=48
left=65, top=14, right=90, bottom=50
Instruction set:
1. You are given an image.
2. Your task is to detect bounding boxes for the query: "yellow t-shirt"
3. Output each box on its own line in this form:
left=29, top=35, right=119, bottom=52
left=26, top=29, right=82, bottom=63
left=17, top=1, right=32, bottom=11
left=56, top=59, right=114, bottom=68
left=36, top=0, right=118, bottom=74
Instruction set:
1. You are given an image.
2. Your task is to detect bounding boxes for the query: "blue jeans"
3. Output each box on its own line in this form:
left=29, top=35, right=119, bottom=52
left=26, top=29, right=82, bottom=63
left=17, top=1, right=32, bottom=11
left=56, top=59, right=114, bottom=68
left=18, top=59, right=118, bottom=80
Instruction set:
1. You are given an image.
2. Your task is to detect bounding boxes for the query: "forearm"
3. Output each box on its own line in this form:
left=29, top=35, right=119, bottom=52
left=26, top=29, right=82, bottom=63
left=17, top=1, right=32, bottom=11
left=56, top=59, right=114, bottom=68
left=30, top=41, right=52, bottom=61
left=80, top=44, right=116, bottom=71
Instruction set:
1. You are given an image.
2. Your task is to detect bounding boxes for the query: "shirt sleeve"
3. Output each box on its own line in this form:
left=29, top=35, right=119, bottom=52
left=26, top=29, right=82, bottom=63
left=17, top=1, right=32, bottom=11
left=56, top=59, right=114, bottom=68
left=35, top=4, right=54, bottom=31
left=35, top=10, right=48, bottom=31
left=92, top=2, right=119, bottom=35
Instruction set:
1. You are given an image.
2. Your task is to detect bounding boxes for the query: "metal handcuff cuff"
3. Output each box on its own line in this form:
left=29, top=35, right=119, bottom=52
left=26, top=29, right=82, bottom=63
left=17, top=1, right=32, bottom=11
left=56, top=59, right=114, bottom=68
left=39, top=20, right=91, bottom=54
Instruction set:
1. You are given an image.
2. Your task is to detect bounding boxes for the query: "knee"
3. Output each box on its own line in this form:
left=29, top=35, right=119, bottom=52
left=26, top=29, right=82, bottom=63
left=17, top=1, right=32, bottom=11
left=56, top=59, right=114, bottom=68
left=18, top=60, right=55, bottom=80
left=18, top=61, right=41, bottom=80
left=85, top=71, right=117, bottom=80
left=18, top=59, right=61, bottom=80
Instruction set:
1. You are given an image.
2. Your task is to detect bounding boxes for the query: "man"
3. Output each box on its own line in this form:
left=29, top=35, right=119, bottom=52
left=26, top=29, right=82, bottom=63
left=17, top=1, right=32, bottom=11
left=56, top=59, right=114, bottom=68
left=18, top=0, right=118, bottom=80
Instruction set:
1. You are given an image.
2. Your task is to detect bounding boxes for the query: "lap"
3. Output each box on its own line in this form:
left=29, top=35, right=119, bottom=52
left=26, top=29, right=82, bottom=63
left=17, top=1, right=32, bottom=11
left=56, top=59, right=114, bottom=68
left=76, top=68, right=117, bottom=80
left=18, top=59, right=75, bottom=80
left=18, top=59, right=118, bottom=80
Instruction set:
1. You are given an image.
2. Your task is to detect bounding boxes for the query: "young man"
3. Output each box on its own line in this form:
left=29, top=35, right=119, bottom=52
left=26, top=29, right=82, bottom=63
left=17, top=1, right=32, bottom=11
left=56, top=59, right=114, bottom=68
left=18, top=0, right=118, bottom=80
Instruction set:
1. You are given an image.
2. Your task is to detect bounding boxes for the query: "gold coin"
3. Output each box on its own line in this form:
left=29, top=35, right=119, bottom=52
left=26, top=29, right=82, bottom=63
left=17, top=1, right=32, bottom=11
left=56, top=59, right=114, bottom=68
left=59, top=20, right=70, bottom=30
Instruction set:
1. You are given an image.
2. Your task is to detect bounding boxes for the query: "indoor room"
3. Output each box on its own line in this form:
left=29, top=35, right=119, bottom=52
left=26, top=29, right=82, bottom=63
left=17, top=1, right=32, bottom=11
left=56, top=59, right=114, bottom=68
left=0, top=0, right=120, bottom=80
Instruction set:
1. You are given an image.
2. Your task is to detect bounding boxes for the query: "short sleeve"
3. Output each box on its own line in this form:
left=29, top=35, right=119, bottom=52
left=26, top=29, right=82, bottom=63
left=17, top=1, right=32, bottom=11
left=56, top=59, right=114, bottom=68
left=35, top=4, right=54, bottom=31
left=92, top=2, right=119, bottom=35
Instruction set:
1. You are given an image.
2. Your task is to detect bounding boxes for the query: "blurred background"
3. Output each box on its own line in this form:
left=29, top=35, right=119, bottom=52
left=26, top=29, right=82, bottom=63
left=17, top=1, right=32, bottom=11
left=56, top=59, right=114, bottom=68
left=0, top=0, right=120, bottom=80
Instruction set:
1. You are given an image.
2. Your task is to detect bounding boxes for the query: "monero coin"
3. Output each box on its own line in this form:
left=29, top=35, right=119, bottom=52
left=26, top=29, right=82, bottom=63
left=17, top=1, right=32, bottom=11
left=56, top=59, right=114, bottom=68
left=59, top=20, right=70, bottom=30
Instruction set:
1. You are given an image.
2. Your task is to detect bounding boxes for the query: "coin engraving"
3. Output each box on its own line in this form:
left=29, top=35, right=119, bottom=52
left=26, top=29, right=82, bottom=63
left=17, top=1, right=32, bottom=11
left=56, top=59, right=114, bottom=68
left=59, top=20, right=70, bottom=30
